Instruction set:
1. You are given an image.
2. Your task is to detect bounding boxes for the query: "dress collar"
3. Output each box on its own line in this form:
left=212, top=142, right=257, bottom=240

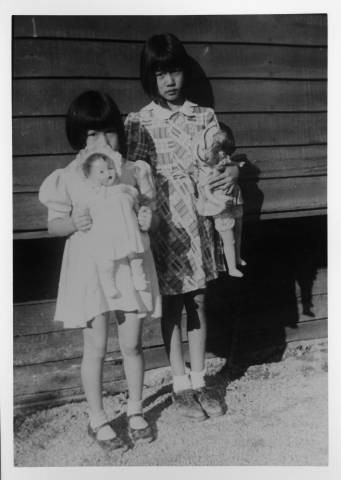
left=143, top=100, right=197, bottom=120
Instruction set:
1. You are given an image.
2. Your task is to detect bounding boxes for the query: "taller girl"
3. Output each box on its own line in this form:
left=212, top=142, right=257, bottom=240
left=126, top=33, right=229, bottom=419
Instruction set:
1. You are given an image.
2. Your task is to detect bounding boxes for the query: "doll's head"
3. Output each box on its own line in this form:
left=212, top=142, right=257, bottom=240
left=82, top=147, right=122, bottom=187
left=197, top=125, right=236, bottom=168
left=196, top=126, right=235, bottom=171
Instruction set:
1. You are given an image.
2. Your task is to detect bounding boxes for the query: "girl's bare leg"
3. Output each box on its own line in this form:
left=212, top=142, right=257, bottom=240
left=161, top=295, right=187, bottom=377
left=81, top=313, right=116, bottom=440
left=117, top=311, right=147, bottom=429
left=185, top=291, right=206, bottom=374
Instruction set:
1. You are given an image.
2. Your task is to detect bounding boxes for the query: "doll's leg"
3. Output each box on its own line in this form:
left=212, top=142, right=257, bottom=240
left=129, top=253, right=148, bottom=291
left=215, top=215, right=243, bottom=278
left=234, top=208, right=246, bottom=266
left=96, top=258, right=119, bottom=298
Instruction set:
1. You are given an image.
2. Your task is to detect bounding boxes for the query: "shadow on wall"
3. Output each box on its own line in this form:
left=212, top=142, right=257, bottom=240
left=205, top=215, right=327, bottom=368
left=186, top=56, right=215, bottom=108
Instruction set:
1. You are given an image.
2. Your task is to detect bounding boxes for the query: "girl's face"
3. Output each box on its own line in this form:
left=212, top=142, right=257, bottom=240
left=155, top=69, right=184, bottom=104
left=86, top=129, right=119, bottom=151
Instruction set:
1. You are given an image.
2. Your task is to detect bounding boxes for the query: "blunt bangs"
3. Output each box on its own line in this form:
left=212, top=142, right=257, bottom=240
left=140, top=33, right=190, bottom=101
left=66, top=91, right=126, bottom=155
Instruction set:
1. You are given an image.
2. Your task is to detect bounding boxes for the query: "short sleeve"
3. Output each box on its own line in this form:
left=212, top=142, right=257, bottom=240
left=204, top=108, right=220, bottom=130
left=134, top=160, right=156, bottom=209
left=39, top=169, right=72, bottom=222
left=124, top=113, right=153, bottom=164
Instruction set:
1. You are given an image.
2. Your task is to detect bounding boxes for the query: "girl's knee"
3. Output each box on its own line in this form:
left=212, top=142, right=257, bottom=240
left=83, top=341, right=107, bottom=359
left=120, top=341, right=143, bottom=358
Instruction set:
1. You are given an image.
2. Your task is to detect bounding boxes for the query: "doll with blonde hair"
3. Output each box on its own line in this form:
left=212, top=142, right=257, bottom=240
left=196, top=125, right=246, bottom=277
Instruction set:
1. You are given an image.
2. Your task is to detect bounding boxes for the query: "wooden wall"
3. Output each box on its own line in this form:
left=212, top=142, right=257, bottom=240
left=12, top=15, right=327, bottom=414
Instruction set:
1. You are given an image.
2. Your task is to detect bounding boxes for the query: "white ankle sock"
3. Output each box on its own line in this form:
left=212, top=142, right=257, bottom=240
left=190, top=369, right=206, bottom=389
left=173, top=373, right=192, bottom=393
left=127, top=399, right=143, bottom=416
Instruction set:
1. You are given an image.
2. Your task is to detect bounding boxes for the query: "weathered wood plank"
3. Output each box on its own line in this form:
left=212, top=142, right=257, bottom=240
left=12, top=208, right=328, bottom=240
left=14, top=379, right=128, bottom=417
left=13, top=317, right=327, bottom=404
left=237, top=318, right=327, bottom=358
left=13, top=145, right=327, bottom=192
left=12, top=113, right=327, bottom=156
left=13, top=15, right=327, bottom=46
left=13, top=78, right=327, bottom=117
left=13, top=39, right=327, bottom=80
left=14, top=344, right=170, bottom=397
left=13, top=175, right=326, bottom=231
left=13, top=292, right=327, bottom=367
left=14, top=316, right=164, bottom=366
left=13, top=266, right=327, bottom=336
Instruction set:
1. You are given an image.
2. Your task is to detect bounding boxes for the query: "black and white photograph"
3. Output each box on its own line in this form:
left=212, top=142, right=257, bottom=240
left=2, top=0, right=339, bottom=474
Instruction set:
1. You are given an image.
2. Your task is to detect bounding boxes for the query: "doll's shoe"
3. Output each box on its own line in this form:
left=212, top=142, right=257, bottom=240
left=237, top=258, right=247, bottom=266
left=127, top=414, right=154, bottom=443
left=228, top=268, right=243, bottom=278
left=87, top=422, right=125, bottom=450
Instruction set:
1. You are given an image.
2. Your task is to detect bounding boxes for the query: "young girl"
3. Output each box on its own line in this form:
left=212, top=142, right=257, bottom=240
left=196, top=125, right=246, bottom=277
left=39, top=91, right=161, bottom=449
left=125, top=33, right=233, bottom=420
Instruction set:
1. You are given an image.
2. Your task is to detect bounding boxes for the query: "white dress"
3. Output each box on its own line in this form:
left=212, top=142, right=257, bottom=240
left=88, top=183, right=148, bottom=261
left=39, top=152, right=161, bottom=328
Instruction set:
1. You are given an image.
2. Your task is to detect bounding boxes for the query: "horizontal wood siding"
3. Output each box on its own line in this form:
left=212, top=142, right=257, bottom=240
left=12, top=14, right=327, bottom=235
left=12, top=15, right=327, bottom=413
left=13, top=15, right=327, bottom=45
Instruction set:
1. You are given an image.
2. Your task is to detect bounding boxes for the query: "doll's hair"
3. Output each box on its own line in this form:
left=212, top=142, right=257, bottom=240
left=65, top=90, right=127, bottom=155
left=81, top=153, right=105, bottom=178
left=140, top=33, right=191, bottom=104
left=212, top=124, right=236, bottom=156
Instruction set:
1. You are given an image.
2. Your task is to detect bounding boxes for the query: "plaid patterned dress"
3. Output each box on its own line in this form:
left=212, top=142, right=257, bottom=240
left=125, top=101, right=225, bottom=295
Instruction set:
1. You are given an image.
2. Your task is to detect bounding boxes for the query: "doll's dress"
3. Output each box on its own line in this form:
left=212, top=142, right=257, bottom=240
left=196, top=162, right=243, bottom=217
left=87, top=183, right=148, bottom=263
left=39, top=153, right=161, bottom=329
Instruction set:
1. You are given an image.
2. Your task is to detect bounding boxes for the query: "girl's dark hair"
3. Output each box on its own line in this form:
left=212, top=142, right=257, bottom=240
left=65, top=90, right=126, bottom=155
left=140, top=33, right=191, bottom=103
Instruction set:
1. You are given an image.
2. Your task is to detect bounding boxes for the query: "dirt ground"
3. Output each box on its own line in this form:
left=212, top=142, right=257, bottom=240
left=14, top=339, right=328, bottom=467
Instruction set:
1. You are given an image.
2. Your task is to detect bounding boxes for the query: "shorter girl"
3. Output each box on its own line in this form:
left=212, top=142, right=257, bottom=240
left=39, top=91, right=161, bottom=449
left=80, top=144, right=153, bottom=297
left=196, top=125, right=246, bottom=277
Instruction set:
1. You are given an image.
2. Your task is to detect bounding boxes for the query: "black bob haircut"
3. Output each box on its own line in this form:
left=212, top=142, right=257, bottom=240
left=140, top=33, right=191, bottom=104
left=65, top=90, right=127, bottom=155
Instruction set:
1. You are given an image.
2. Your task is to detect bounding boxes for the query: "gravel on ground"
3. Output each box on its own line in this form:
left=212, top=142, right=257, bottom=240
left=14, top=339, right=328, bottom=466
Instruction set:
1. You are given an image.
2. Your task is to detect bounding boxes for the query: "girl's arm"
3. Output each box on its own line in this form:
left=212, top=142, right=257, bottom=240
left=48, top=208, right=92, bottom=236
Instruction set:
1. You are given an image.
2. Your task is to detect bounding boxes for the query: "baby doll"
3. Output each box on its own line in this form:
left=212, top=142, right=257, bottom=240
left=196, top=125, right=246, bottom=278
left=80, top=145, right=151, bottom=298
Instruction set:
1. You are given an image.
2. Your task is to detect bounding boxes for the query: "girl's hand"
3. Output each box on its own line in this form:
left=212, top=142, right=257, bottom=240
left=71, top=207, right=92, bottom=232
left=138, top=206, right=152, bottom=232
left=208, top=165, right=239, bottom=191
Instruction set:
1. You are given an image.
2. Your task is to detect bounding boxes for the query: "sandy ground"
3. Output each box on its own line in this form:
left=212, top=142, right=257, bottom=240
left=14, top=339, right=328, bottom=466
